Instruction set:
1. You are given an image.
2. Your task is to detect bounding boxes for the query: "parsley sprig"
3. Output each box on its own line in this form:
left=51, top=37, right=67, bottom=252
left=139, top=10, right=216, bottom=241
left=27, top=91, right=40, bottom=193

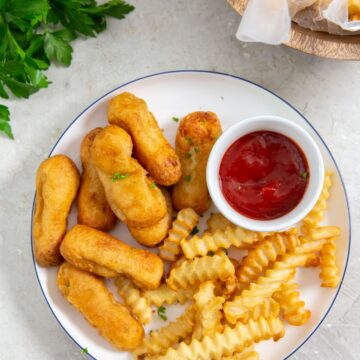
left=157, top=305, right=167, bottom=321
left=111, top=172, right=129, bottom=182
left=0, top=0, right=134, bottom=139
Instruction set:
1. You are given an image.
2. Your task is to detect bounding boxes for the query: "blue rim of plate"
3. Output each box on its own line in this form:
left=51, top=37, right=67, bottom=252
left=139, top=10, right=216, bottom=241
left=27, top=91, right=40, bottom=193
left=31, top=70, right=351, bottom=360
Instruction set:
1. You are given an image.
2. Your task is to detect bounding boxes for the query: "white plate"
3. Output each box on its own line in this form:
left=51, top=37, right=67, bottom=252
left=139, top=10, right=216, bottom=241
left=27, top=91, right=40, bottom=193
left=32, top=70, right=351, bottom=360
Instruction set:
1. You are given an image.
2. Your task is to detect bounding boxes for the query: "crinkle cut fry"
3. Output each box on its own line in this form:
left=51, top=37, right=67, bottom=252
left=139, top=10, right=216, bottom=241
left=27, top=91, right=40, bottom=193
left=224, top=266, right=295, bottom=324
left=115, top=276, right=152, bottom=324
left=273, top=282, right=311, bottom=326
left=236, top=230, right=300, bottom=285
left=193, top=281, right=224, bottom=340
left=247, top=297, right=280, bottom=322
left=133, top=305, right=196, bottom=356
left=159, top=208, right=199, bottom=261
left=308, top=226, right=340, bottom=241
left=167, top=254, right=235, bottom=290
left=302, top=171, right=332, bottom=234
left=320, top=237, right=340, bottom=288
left=221, top=346, right=260, bottom=360
left=224, top=229, right=337, bottom=325
left=142, top=283, right=195, bottom=307
left=156, top=316, right=284, bottom=360
left=181, top=226, right=263, bottom=259
left=207, top=213, right=235, bottom=233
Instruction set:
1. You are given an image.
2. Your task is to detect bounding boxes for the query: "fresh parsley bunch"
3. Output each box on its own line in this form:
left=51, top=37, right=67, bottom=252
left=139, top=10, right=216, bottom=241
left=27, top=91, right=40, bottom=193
left=0, top=0, right=134, bottom=139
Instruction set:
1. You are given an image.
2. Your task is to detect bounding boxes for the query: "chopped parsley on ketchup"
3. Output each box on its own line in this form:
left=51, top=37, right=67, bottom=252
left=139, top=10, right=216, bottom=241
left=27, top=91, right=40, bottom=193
left=219, top=130, right=309, bottom=220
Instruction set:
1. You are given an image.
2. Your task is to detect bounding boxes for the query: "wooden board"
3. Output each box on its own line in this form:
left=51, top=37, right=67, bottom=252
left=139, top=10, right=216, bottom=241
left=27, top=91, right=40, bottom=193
left=228, top=0, right=360, bottom=60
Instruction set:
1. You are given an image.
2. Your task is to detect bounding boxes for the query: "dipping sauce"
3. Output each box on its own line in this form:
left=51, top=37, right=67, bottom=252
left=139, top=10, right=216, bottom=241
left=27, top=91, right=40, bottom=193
left=219, top=130, right=309, bottom=220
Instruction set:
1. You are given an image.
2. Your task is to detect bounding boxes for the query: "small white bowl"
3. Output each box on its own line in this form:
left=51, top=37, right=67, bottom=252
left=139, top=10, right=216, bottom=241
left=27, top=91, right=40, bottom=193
left=206, top=115, right=324, bottom=232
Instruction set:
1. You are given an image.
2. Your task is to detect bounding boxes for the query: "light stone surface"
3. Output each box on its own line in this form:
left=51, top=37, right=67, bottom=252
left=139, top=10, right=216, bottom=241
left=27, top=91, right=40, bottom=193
left=0, top=0, right=359, bottom=359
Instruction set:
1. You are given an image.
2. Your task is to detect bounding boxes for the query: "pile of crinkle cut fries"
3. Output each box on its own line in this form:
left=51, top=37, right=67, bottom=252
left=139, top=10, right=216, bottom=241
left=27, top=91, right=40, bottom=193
left=33, top=92, right=341, bottom=359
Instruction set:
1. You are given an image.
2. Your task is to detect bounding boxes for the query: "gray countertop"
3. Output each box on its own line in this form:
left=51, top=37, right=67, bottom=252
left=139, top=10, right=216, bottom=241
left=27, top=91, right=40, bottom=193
left=0, top=1, right=359, bottom=359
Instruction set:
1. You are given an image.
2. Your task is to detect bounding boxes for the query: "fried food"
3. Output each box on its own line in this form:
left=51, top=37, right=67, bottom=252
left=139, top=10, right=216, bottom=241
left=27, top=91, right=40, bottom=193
left=222, top=346, right=260, bottom=360
left=224, top=266, right=295, bottom=324
left=301, top=171, right=333, bottom=234
left=115, top=276, right=152, bottom=324
left=245, top=298, right=280, bottom=323
left=167, top=253, right=235, bottom=290
left=273, top=282, right=311, bottom=326
left=172, top=111, right=222, bottom=214
left=108, top=92, right=181, bottom=186
left=159, top=208, right=200, bottom=261
left=33, top=155, right=80, bottom=267
left=60, top=224, right=164, bottom=289
left=192, top=281, right=224, bottom=340
left=91, top=125, right=167, bottom=229
left=207, top=213, right=235, bottom=233
left=181, top=226, right=262, bottom=260
left=156, top=316, right=284, bottom=360
left=77, top=128, right=116, bottom=231
left=320, top=238, right=340, bottom=288
left=349, top=0, right=360, bottom=20
left=143, top=283, right=196, bottom=307
left=236, top=231, right=300, bottom=285
left=57, top=262, right=143, bottom=350
left=128, top=188, right=172, bottom=247
left=134, top=305, right=196, bottom=357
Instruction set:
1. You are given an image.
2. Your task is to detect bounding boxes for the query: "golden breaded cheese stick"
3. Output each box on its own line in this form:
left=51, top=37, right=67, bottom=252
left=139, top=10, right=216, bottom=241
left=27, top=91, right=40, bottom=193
left=57, top=262, right=143, bottom=350
left=77, top=128, right=116, bottom=231
left=108, top=92, right=181, bottom=186
left=33, top=154, right=80, bottom=267
left=91, top=125, right=167, bottom=228
left=60, top=224, right=164, bottom=289
left=128, top=188, right=172, bottom=247
left=172, top=111, right=222, bottom=214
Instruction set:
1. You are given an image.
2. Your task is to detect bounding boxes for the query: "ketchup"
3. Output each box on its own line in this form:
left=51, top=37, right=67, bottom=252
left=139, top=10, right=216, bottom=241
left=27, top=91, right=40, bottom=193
left=219, top=130, right=309, bottom=220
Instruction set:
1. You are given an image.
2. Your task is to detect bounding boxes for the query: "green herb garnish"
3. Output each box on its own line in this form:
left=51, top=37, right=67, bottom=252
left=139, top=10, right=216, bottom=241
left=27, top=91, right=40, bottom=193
left=208, top=251, right=215, bottom=257
left=150, top=182, right=157, bottom=189
left=301, top=171, right=308, bottom=180
left=157, top=306, right=167, bottom=321
left=0, top=106, right=13, bottom=139
left=194, top=147, right=199, bottom=153
left=190, top=226, right=199, bottom=236
left=172, top=116, right=179, bottom=122
left=65, top=280, right=71, bottom=288
left=111, top=172, right=129, bottom=182
left=184, top=175, right=192, bottom=182
left=0, top=0, right=134, bottom=139
left=81, top=347, right=88, bottom=354
left=185, top=152, right=192, bottom=159
left=185, top=136, right=192, bottom=144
